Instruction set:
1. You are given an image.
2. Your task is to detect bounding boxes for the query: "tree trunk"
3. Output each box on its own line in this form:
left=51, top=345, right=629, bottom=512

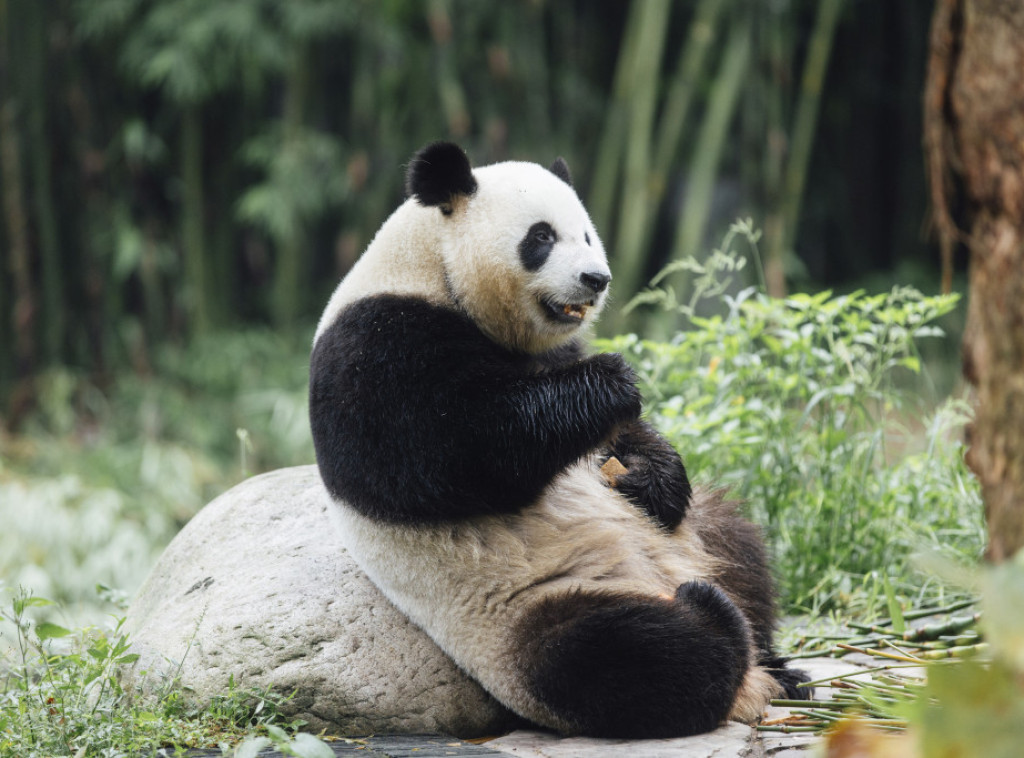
left=927, top=0, right=1024, bottom=562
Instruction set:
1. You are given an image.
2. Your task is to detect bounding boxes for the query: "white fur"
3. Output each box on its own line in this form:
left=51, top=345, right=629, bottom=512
left=315, top=161, right=610, bottom=354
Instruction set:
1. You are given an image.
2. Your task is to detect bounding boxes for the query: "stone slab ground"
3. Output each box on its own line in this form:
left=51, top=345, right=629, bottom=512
left=184, top=655, right=870, bottom=758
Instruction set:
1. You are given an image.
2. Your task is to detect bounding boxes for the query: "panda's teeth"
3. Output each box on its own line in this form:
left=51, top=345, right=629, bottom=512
left=563, top=303, right=588, bottom=319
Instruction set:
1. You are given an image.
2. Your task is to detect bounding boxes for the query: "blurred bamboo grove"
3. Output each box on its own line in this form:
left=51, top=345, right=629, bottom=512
left=0, top=0, right=939, bottom=423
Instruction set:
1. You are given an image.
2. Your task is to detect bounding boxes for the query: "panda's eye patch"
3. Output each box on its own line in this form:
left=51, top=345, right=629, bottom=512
left=533, top=226, right=556, bottom=245
left=519, top=222, right=557, bottom=271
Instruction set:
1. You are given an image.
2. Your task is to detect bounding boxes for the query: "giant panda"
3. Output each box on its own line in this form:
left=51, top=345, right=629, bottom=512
left=309, top=141, right=808, bottom=739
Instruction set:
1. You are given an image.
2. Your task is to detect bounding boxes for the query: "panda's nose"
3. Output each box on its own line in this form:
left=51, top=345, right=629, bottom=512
left=580, top=271, right=611, bottom=294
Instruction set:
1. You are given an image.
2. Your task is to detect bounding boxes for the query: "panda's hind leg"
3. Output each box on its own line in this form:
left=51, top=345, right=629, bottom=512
left=686, top=488, right=812, bottom=701
left=516, top=581, right=750, bottom=738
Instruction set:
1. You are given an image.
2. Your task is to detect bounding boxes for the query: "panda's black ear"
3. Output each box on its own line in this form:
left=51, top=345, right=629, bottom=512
left=549, top=157, right=573, bottom=187
left=406, top=142, right=478, bottom=212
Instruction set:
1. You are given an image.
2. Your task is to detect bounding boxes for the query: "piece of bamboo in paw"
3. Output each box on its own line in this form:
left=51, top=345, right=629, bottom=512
left=600, top=456, right=629, bottom=487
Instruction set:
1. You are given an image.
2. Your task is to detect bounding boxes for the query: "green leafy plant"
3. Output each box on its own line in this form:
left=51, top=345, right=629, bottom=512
left=0, top=587, right=328, bottom=757
left=601, top=222, right=983, bottom=612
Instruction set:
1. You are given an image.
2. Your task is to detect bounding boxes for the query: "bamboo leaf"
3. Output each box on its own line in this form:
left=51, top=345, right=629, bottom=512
left=883, top=576, right=906, bottom=635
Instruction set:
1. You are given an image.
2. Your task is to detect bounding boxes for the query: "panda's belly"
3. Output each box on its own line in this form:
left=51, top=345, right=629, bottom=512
left=326, top=456, right=718, bottom=704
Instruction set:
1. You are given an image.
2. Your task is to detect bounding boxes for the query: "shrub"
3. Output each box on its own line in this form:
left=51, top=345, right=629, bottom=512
left=601, top=222, right=984, bottom=612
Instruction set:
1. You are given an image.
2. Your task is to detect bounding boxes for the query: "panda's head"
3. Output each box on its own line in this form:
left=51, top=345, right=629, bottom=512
left=407, top=142, right=612, bottom=355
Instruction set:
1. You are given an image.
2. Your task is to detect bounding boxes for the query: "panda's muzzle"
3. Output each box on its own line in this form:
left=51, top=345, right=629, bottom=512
left=539, top=271, right=609, bottom=324
left=541, top=297, right=595, bottom=324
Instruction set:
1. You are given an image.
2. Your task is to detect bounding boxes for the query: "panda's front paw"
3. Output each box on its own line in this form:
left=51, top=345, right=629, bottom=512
left=588, top=353, right=642, bottom=424
left=612, top=455, right=687, bottom=531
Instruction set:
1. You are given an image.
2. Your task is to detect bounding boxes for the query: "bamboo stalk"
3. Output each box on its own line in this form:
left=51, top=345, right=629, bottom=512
left=902, top=614, right=981, bottom=642
left=667, top=18, right=751, bottom=288
left=770, top=699, right=854, bottom=710
left=271, top=41, right=312, bottom=329
left=651, top=0, right=725, bottom=181
left=0, top=0, right=37, bottom=392
left=763, top=0, right=844, bottom=297
left=181, top=103, right=207, bottom=335
left=608, top=0, right=672, bottom=328
left=24, top=2, right=63, bottom=366
left=628, top=0, right=727, bottom=290
left=793, top=709, right=841, bottom=723
left=848, top=599, right=977, bottom=632
left=798, top=663, right=927, bottom=689
left=918, top=643, right=988, bottom=660
left=835, top=643, right=922, bottom=663
left=756, top=724, right=821, bottom=733
left=588, top=0, right=643, bottom=238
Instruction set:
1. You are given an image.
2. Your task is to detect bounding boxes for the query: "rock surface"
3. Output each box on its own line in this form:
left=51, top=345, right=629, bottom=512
left=123, top=465, right=518, bottom=737
left=487, top=723, right=759, bottom=757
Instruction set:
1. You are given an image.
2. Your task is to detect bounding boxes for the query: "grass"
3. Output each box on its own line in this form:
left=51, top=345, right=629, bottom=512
left=0, top=587, right=338, bottom=757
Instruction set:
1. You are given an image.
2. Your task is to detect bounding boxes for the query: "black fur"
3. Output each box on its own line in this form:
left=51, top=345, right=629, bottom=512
left=518, top=581, right=750, bottom=738
left=761, top=655, right=812, bottom=700
left=603, top=420, right=692, bottom=531
left=579, top=271, right=610, bottom=294
left=501, top=337, right=692, bottom=531
left=309, top=295, right=641, bottom=523
left=687, top=491, right=811, bottom=699
left=549, top=156, right=573, bottom=187
left=518, top=222, right=556, bottom=271
left=406, top=141, right=478, bottom=210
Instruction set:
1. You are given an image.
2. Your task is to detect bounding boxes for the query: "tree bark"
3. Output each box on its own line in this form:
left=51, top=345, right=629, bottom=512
left=927, top=0, right=1024, bottom=562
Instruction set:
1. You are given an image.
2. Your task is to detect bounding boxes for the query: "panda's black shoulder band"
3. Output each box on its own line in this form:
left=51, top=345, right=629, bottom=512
left=406, top=141, right=478, bottom=208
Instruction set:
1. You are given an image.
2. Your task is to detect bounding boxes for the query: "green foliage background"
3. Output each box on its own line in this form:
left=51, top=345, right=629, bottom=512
left=0, top=0, right=942, bottom=396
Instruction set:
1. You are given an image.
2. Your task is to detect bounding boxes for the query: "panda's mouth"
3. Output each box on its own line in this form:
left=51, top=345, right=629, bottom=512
left=541, top=298, right=593, bottom=325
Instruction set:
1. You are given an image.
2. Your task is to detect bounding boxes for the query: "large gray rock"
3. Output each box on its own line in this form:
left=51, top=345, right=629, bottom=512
left=123, top=465, right=518, bottom=737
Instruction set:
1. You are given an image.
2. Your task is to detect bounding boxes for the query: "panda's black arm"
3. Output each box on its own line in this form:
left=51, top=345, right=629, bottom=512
left=458, top=351, right=644, bottom=512
left=603, top=421, right=691, bottom=530
left=310, top=295, right=642, bottom=523
left=535, top=342, right=691, bottom=530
